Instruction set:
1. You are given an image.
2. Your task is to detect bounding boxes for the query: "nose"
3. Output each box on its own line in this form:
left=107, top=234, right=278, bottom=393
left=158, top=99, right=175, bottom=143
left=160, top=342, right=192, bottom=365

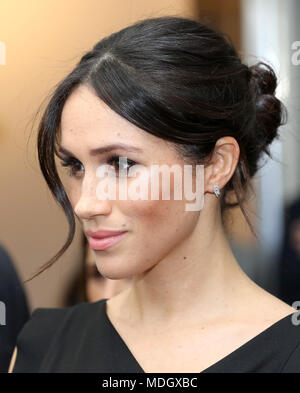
left=73, top=172, right=112, bottom=219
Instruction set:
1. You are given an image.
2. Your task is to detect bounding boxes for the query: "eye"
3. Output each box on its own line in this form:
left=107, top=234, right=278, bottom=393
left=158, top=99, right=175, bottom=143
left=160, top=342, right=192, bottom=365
left=106, top=155, right=137, bottom=175
left=60, top=158, right=84, bottom=178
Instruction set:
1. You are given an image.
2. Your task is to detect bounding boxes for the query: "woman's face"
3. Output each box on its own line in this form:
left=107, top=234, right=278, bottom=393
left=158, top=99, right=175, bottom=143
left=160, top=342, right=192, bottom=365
left=59, top=84, right=201, bottom=279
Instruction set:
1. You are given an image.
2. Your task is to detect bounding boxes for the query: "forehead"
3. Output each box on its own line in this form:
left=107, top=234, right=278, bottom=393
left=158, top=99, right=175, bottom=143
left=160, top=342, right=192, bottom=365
left=60, top=84, right=163, bottom=150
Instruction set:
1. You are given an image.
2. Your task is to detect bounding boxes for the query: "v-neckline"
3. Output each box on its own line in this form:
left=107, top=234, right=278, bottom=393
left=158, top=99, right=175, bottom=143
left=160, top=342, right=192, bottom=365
left=100, top=298, right=296, bottom=373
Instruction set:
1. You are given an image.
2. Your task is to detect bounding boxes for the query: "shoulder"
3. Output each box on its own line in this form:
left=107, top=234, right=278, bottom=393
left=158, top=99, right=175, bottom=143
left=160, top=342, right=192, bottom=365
left=18, top=298, right=106, bottom=327
left=12, top=299, right=107, bottom=372
left=235, top=285, right=300, bottom=372
left=260, top=307, right=300, bottom=373
left=279, top=312, right=300, bottom=372
left=281, top=339, right=300, bottom=372
left=246, top=283, right=297, bottom=322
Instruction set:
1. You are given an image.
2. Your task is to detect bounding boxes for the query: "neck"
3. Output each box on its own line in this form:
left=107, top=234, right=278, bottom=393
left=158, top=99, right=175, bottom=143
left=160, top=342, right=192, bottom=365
left=116, top=211, right=254, bottom=329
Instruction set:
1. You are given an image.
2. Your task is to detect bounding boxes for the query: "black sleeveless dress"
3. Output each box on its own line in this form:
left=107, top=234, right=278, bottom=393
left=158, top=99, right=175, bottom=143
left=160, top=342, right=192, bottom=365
left=12, top=298, right=300, bottom=373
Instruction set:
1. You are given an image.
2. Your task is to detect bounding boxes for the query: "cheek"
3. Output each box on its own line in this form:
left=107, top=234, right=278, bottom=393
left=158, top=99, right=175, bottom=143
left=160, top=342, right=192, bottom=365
left=115, top=198, right=199, bottom=275
left=119, top=197, right=199, bottom=248
left=119, top=170, right=199, bottom=234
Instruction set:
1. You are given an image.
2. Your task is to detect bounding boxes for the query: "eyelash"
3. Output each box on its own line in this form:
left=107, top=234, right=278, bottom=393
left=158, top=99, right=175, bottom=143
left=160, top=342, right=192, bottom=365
left=59, top=155, right=137, bottom=178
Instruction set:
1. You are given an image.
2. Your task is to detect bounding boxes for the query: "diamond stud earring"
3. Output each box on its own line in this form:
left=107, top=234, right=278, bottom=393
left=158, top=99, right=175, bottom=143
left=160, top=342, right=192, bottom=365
left=213, top=185, right=220, bottom=198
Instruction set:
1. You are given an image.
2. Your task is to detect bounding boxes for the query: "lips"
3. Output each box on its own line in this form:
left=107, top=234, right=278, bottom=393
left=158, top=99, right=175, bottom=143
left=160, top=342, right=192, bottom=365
left=86, top=229, right=127, bottom=238
left=86, top=229, right=127, bottom=251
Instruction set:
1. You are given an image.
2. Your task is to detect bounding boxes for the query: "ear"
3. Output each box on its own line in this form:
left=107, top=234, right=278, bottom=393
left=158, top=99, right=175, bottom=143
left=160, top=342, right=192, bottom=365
left=204, top=137, right=240, bottom=195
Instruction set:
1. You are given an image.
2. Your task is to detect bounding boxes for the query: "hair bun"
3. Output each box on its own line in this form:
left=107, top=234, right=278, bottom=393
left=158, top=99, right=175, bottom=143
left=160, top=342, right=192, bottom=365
left=248, top=62, right=286, bottom=149
left=249, top=61, right=277, bottom=95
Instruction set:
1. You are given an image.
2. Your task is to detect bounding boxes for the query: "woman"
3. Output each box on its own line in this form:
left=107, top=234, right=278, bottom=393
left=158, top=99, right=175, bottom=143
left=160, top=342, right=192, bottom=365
left=10, top=16, right=300, bottom=373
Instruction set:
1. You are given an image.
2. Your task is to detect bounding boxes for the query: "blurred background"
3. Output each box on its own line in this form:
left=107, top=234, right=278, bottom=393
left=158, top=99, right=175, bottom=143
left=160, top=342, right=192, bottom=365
left=0, top=0, right=299, bottom=314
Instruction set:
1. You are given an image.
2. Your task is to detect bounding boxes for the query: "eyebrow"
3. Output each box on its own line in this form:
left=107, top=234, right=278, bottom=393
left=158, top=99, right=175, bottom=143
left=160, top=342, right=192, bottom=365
left=58, top=143, right=143, bottom=157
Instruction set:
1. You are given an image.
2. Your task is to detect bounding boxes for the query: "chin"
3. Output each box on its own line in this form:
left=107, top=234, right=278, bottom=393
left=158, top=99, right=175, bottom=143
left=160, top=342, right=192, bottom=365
left=95, top=257, right=153, bottom=281
left=94, top=262, right=133, bottom=280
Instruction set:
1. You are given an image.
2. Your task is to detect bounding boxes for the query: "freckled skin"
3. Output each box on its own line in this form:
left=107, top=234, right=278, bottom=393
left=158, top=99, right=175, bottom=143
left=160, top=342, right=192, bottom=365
left=58, top=84, right=297, bottom=367
left=59, top=84, right=200, bottom=280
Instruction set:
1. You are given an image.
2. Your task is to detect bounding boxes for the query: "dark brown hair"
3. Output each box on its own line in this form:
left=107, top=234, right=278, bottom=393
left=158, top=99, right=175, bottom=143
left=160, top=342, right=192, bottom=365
left=26, top=16, right=287, bottom=282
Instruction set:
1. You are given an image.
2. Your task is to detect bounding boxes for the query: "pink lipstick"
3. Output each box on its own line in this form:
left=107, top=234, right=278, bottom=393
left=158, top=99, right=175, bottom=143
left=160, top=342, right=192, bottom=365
left=86, top=229, right=127, bottom=251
